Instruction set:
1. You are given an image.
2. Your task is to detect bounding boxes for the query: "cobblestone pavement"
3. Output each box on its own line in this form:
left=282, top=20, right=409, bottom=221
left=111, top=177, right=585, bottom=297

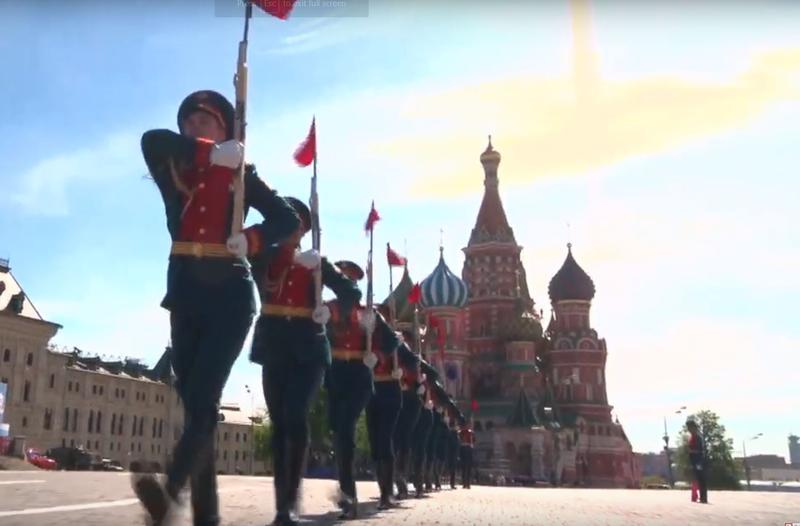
left=1, top=470, right=798, bottom=525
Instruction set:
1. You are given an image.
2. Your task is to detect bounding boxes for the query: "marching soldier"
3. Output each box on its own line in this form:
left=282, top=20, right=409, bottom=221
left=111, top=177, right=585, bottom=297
left=459, top=416, right=476, bottom=489
left=427, top=382, right=447, bottom=491
left=446, top=409, right=460, bottom=489
left=134, top=90, right=300, bottom=526
left=250, top=197, right=361, bottom=526
left=392, top=330, right=423, bottom=500
left=364, top=316, right=418, bottom=510
left=410, top=360, right=437, bottom=497
left=323, top=260, right=373, bottom=520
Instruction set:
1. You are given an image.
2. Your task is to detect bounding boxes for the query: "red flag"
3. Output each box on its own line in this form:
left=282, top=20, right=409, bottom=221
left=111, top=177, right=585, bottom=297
left=408, top=283, right=421, bottom=304
left=387, top=244, right=407, bottom=267
left=364, top=201, right=380, bottom=232
left=293, top=118, right=316, bottom=167
left=252, top=0, right=298, bottom=20
left=471, top=399, right=479, bottom=413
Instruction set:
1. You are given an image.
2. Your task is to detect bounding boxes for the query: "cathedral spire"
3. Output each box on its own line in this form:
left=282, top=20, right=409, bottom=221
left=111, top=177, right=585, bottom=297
left=470, top=136, right=514, bottom=246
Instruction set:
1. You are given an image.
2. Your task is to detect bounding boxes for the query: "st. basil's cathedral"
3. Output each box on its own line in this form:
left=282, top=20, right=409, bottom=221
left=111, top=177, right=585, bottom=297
left=383, top=137, right=640, bottom=488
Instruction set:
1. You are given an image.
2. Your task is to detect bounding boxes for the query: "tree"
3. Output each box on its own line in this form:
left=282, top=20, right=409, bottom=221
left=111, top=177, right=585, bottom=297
left=675, top=410, right=742, bottom=490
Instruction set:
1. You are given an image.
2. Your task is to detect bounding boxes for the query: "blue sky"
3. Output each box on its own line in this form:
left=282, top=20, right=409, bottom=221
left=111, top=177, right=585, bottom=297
left=2, top=0, right=799, bottom=458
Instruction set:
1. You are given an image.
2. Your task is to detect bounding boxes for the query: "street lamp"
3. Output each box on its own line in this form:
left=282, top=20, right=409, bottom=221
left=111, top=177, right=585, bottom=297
left=662, top=405, right=687, bottom=488
left=742, top=432, right=763, bottom=490
left=245, top=385, right=255, bottom=476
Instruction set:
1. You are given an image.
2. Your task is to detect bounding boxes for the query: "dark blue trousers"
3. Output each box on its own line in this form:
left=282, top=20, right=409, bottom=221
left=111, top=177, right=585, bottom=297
left=411, top=408, right=433, bottom=491
left=366, top=381, right=401, bottom=462
left=166, top=286, right=253, bottom=526
left=326, top=361, right=372, bottom=499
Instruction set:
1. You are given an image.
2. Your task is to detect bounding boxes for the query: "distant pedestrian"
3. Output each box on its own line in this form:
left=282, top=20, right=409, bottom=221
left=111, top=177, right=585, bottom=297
left=687, top=419, right=708, bottom=504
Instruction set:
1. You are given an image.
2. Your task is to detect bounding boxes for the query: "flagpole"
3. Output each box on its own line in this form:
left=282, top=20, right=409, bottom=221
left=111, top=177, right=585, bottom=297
left=231, top=1, right=253, bottom=236
left=310, top=116, right=322, bottom=311
left=387, top=244, right=396, bottom=329
left=365, top=212, right=374, bottom=359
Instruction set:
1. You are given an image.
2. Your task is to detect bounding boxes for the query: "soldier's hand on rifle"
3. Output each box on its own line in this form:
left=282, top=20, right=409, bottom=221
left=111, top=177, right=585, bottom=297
left=312, top=305, right=331, bottom=324
left=417, top=384, right=426, bottom=396
left=294, top=249, right=321, bottom=269
left=226, top=233, right=248, bottom=257
left=357, top=310, right=376, bottom=332
left=363, top=352, right=378, bottom=369
left=210, top=140, right=244, bottom=169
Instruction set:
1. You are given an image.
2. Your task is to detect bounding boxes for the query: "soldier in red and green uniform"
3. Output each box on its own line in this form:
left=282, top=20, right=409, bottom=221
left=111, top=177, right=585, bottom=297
left=410, top=360, right=438, bottom=497
left=392, top=330, right=423, bottom=499
left=322, top=260, right=372, bottom=520
left=427, top=381, right=448, bottom=491
left=363, top=314, right=417, bottom=510
left=459, top=416, right=476, bottom=489
left=134, top=90, right=300, bottom=526
left=249, top=198, right=360, bottom=526
left=446, top=407, right=461, bottom=489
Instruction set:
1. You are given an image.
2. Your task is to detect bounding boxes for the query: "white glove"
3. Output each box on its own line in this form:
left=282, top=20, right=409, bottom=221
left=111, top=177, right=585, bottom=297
left=209, top=140, right=244, bottom=169
left=312, top=305, right=331, bottom=324
left=392, top=368, right=403, bottom=380
left=294, top=249, right=321, bottom=270
left=358, top=310, right=376, bottom=332
left=363, top=352, right=378, bottom=369
left=417, top=384, right=426, bottom=396
left=226, top=233, right=248, bottom=257
left=425, top=399, right=434, bottom=410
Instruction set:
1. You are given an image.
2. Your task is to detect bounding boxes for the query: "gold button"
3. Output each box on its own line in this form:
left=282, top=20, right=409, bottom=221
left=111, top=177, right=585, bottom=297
left=287, top=281, right=293, bottom=286
left=287, top=299, right=293, bottom=304
left=200, top=206, right=206, bottom=213
left=198, top=183, right=205, bottom=189
left=199, top=228, right=206, bottom=235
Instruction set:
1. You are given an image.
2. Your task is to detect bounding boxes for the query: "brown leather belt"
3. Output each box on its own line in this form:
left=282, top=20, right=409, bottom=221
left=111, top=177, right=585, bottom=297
left=331, top=349, right=363, bottom=361
left=170, top=242, right=234, bottom=259
left=261, top=304, right=313, bottom=318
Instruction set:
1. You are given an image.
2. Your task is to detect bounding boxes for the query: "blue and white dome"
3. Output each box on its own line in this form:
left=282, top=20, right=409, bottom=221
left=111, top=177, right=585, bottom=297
left=421, top=248, right=468, bottom=309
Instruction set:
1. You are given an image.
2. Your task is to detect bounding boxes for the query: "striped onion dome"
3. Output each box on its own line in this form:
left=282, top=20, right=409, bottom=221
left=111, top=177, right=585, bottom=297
left=421, top=247, right=468, bottom=309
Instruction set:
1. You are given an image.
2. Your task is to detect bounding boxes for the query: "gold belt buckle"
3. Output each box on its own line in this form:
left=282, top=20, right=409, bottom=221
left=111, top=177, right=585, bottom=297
left=191, top=243, right=203, bottom=258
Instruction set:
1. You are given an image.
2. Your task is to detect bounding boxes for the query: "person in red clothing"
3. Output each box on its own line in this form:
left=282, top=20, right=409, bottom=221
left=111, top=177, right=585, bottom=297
left=323, top=260, right=373, bottom=520
left=134, top=89, right=299, bottom=526
left=458, top=418, right=475, bottom=489
left=687, top=419, right=708, bottom=504
left=249, top=198, right=360, bottom=526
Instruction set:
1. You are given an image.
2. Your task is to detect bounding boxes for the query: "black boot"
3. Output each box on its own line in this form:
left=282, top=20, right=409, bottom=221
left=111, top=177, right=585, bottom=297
left=278, top=442, right=307, bottom=526
left=338, top=449, right=358, bottom=520
left=132, top=474, right=174, bottom=526
left=376, top=462, right=389, bottom=510
left=395, top=451, right=409, bottom=499
left=385, top=458, right=398, bottom=508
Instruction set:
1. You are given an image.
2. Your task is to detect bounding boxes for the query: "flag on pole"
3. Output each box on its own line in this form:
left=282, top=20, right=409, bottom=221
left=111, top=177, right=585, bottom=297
left=294, top=117, right=316, bottom=167
left=364, top=201, right=380, bottom=233
left=252, top=0, right=298, bottom=19
left=387, top=244, right=407, bottom=267
left=471, top=399, right=479, bottom=413
left=408, top=283, right=422, bottom=304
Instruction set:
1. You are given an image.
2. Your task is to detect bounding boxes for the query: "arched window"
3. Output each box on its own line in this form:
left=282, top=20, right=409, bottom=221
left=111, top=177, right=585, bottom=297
left=88, top=410, right=94, bottom=433
left=2, top=349, right=10, bottom=362
left=23, top=380, right=31, bottom=402
left=26, top=353, right=33, bottom=366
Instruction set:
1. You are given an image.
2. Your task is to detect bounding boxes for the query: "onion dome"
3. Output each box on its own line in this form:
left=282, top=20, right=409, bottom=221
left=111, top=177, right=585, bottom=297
left=500, top=311, right=543, bottom=342
left=548, top=243, right=595, bottom=303
left=381, top=265, right=415, bottom=323
left=500, top=269, right=543, bottom=341
left=480, top=135, right=501, bottom=165
left=421, top=247, right=468, bottom=309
